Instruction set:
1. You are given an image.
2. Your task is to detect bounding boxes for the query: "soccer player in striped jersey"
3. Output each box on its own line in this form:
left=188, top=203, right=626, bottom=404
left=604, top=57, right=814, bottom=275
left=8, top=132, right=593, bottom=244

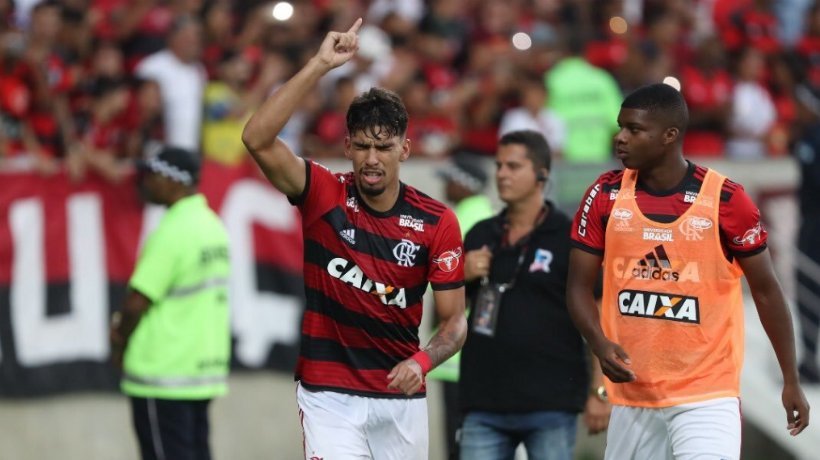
left=242, top=19, right=467, bottom=460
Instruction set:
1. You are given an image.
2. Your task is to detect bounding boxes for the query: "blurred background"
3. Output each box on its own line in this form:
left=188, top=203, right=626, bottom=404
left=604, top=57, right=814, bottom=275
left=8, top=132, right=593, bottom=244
left=1, top=0, right=819, bottom=458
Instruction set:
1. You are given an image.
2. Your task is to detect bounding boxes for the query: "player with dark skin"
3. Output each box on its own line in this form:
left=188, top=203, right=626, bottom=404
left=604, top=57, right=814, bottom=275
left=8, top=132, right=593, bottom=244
left=566, top=101, right=810, bottom=436
left=110, top=168, right=196, bottom=367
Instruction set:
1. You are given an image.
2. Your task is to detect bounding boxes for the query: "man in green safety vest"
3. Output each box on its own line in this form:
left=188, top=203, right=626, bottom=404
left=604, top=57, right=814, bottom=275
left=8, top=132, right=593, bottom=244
left=110, top=146, right=231, bottom=460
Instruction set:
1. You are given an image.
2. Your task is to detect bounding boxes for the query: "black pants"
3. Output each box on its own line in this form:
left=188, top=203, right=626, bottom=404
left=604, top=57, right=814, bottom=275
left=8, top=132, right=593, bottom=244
left=130, top=397, right=212, bottom=460
left=443, top=381, right=462, bottom=459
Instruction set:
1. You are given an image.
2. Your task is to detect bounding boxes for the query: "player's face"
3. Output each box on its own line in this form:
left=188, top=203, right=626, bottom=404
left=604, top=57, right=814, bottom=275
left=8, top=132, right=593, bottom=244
left=495, top=143, right=544, bottom=205
left=345, top=128, right=410, bottom=197
left=614, top=108, right=669, bottom=170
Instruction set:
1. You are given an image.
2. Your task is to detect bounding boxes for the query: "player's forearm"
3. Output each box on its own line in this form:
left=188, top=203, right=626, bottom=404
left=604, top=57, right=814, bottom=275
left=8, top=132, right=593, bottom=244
left=242, top=57, right=330, bottom=153
left=568, top=287, right=607, bottom=351
left=753, top=289, right=801, bottom=383
left=423, top=314, right=467, bottom=368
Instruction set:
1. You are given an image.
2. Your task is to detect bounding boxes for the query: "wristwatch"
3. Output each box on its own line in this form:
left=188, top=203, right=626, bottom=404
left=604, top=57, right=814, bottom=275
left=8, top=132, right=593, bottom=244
left=590, top=385, right=608, bottom=402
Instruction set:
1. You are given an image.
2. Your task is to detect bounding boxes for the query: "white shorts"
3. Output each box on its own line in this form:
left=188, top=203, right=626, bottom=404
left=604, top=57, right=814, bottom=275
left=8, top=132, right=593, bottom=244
left=605, top=397, right=741, bottom=460
left=296, top=383, right=428, bottom=460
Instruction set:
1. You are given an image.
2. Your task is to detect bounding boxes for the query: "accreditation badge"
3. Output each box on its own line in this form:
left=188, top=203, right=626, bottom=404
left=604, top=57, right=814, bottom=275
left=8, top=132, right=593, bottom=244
left=472, top=283, right=506, bottom=337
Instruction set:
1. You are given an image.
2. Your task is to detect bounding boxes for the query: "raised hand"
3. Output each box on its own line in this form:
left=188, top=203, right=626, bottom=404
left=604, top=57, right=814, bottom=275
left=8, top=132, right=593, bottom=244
left=315, top=18, right=362, bottom=71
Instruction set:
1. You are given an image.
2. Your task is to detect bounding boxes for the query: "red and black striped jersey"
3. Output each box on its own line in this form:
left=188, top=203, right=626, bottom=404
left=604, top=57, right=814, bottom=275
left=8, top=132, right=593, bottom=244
left=570, top=162, right=768, bottom=259
left=291, top=160, right=464, bottom=398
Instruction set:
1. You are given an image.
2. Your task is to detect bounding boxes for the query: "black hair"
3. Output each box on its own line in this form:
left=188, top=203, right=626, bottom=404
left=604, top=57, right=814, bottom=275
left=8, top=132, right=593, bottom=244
left=346, top=87, right=408, bottom=139
left=621, top=83, right=689, bottom=135
left=498, top=130, right=552, bottom=172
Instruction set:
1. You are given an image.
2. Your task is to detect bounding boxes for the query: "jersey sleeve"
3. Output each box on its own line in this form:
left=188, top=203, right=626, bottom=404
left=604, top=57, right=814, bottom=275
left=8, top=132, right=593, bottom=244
left=719, top=183, right=768, bottom=257
left=570, top=179, right=608, bottom=255
left=289, top=159, right=343, bottom=228
left=428, top=208, right=465, bottom=290
left=129, top=226, right=178, bottom=303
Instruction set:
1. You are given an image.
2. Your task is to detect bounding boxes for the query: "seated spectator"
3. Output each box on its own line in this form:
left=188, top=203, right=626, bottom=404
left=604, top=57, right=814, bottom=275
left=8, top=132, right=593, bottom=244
left=201, top=0, right=237, bottom=80
left=681, top=36, right=733, bottom=156
left=135, top=14, right=206, bottom=152
left=498, top=76, right=566, bottom=157
left=795, top=2, right=820, bottom=90
left=67, top=77, right=131, bottom=182
left=123, top=78, right=164, bottom=160
left=303, top=76, right=357, bottom=158
left=0, top=30, right=56, bottom=174
left=726, top=46, right=777, bottom=160
left=721, top=0, right=781, bottom=56
left=202, top=48, right=274, bottom=165
left=768, top=53, right=800, bottom=156
left=403, top=75, right=458, bottom=158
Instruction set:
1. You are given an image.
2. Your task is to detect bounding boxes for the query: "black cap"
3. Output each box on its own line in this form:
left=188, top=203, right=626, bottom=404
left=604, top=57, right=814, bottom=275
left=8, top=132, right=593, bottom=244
left=436, top=151, right=489, bottom=193
left=139, top=146, right=200, bottom=186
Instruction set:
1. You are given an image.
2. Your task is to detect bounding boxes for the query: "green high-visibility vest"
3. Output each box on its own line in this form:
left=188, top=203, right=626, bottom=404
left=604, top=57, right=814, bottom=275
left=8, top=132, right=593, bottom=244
left=122, top=194, right=231, bottom=400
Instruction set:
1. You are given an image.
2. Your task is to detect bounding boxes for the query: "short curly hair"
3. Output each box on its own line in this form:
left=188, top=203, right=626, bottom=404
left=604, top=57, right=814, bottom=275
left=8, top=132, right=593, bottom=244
left=346, top=87, right=408, bottom=139
left=621, top=83, right=689, bottom=136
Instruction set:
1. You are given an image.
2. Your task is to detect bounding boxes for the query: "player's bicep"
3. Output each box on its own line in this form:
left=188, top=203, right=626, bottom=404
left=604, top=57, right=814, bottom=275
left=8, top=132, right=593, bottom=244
left=736, top=249, right=780, bottom=294
left=249, top=138, right=306, bottom=198
left=568, top=248, right=603, bottom=292
left=720, top=184, right=768, bottom=256
left=433, top=287, right=466, bottom=322
left=428, top=210, right=465, bottom=288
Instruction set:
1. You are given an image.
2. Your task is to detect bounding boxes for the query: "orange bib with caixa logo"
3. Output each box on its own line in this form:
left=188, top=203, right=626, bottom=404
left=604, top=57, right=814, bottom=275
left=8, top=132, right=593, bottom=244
left=602, top=168, right=744, bottom=407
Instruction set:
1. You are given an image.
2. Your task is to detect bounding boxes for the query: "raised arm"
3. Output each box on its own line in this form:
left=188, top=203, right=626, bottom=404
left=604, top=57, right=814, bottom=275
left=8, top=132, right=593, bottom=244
left=387, top=287, right=467, bottom=396
left=241, top=18, right=362, bottom=197
left=738, top=249, right=810, bottom=435
left=567, top=248, right=635, bottom=383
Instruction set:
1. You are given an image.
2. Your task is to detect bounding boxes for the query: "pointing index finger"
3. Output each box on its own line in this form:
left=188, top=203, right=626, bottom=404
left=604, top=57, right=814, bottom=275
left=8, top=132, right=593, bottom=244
left=348, top=18, right=363, bottom=34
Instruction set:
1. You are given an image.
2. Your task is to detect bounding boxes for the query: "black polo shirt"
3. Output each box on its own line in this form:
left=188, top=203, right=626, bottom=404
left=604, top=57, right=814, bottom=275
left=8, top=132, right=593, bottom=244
left=459, top=202, right=589, bottom=414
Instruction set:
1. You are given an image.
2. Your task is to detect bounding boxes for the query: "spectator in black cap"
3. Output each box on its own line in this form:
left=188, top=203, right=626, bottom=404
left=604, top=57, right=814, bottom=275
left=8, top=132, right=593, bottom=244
left=436, top=151, right=495, bottom=238
left=139, top=145, right=201, bottom=200
left=429, top=150, right=494, bottom=459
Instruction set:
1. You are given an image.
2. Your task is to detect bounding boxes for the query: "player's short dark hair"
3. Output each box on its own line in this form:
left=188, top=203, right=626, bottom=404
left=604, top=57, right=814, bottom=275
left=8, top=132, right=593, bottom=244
left=346, top=87, right=408, bottom=139
left=621, top=83, right=689, bottom=135
left=498, top=130, right=552, bottom=171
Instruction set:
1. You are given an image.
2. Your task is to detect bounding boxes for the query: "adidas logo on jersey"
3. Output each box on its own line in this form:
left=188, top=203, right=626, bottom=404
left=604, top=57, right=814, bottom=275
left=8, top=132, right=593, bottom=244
left=634, top=245, right=678, bottom=281
left=339, top=228, right=356, bottom=245
left=610, top=245, right=701, bottom=282
left=327, top=257, right=407, bottom=308
left=618, top=289, right=700, bottom=323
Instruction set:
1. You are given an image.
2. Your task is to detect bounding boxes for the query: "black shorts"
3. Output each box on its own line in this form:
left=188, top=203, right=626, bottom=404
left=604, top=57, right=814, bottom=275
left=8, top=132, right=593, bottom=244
left=130, top=397, right=212, bottom=460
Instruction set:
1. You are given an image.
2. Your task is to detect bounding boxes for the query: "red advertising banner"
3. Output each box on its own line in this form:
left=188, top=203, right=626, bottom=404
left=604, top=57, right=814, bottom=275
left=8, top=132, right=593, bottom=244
left=0, top=160, right=304, bottom=396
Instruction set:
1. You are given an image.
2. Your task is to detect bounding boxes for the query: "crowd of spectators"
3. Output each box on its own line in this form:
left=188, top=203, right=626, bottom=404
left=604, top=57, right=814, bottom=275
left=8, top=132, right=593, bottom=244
left=2, top=0, right=820, bottom=182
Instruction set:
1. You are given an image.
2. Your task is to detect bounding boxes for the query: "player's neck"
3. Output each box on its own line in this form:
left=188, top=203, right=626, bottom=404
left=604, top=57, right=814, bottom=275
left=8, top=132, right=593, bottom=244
left=639, top=156, right=688, bottom=192
left=359, top=183, right=400, bottom=213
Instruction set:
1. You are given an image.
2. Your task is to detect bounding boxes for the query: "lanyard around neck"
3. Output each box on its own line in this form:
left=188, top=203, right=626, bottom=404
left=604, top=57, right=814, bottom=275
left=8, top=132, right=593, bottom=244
left=481, top=205, right=547, bottom=291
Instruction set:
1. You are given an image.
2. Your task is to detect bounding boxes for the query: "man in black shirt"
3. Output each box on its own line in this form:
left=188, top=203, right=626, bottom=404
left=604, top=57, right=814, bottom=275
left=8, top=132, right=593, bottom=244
left=458, top=130, right=609, bottom=460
